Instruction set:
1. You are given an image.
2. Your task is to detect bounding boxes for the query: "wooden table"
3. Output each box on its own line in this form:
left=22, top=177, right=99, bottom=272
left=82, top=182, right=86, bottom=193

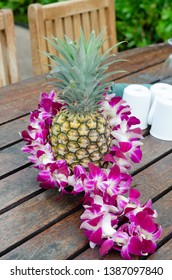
left=0, top=43, right=172, bottom=260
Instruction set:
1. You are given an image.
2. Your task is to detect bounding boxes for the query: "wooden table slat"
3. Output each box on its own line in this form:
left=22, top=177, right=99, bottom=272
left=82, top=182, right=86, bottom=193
left=1, top=132, right=172, bottom=180
left=0, top=190, right=82, bottom=253
left=147, top=238, right=172, bottom=260
left=1, top=68, right=172, bottom=150
left=130, top=135, right=172, bottom=173
left=0, top=142, right=29, bottom=178
left=1, top=209, right=88, bottom=260
left=74, top=191, right=172, bottom=260
left=132, top=153, right=172, bottom=204
left=2, top=191, right=171, bottom=260
left=1, top=155, right=172, bottom=259
left=0, top=43, right=171, bottom=124
left=0, top=116, right=29, bottom=149
left=1, top=134, right=172, bottom=213
left=117, top=62, right=163, bottom=84
left=0, top=167, right=39, bottom=211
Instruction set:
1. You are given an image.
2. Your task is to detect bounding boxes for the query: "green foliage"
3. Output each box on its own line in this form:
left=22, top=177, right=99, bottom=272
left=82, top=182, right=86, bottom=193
left=0, top=1, right=31, bottom=24
left=115, top=0, right=172, bottom=50
left=0, top=0, right=171, bottom=50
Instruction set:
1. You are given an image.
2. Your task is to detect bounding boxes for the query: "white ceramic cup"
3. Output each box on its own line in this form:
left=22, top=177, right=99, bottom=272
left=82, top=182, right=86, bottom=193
left=150, top=83, right=172, bottom=105
left=148, top=95, right=172, bottom=141
left=123, top=84, right=151, bottom=130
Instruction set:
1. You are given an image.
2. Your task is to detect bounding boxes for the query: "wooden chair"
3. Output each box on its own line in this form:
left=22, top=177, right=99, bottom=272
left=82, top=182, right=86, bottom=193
left=0, top=9, right=19, bottom=87
left=28, top=0, right=117, bottom=76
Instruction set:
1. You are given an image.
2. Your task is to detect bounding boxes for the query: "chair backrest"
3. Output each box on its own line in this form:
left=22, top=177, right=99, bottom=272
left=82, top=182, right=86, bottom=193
left=28, top=0, right=117, bottom=76
left=0, top=9, right=19, bottom=87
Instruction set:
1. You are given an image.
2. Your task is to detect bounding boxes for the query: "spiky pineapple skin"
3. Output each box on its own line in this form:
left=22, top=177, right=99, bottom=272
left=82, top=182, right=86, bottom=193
left=49, top=110, right=111, bottom=169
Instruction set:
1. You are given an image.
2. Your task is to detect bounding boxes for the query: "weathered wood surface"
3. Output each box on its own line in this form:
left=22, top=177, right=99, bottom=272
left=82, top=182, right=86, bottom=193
left=0, top=167, right=39, bottom=211
left=1, top=133, right=172, bottom=214
left=1, top=189, right=171, bottom=260
left=0, top=43, right=172, bottom=260
left=148, top=239, right=172, bottom=260
left=0, top=115, right=29, bottom=149
left=0, top=142, right=28, bottom=178
left=1, top=129, right=172, bottom=180
left=0, top=43, right=171, bottom=124
left=1, top=209, right=88, bottom=260
left=1, top=151, right=171, bottom=259
left=0, top=75, right=46, bottom=124
left=0, top=189, right=83, bottom=253
left=74, top=192, right=172, bottom=260
left=0, top=44, right=171, bottom=149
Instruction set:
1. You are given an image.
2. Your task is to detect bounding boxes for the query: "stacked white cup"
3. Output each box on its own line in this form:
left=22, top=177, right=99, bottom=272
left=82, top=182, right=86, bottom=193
left=123, top=84, right=151, bottom=130
left=123, top=83, right=172, bottom=140
left=148, top=83, right=172, bottom=140
left=149, top=83, right=172, bottom=105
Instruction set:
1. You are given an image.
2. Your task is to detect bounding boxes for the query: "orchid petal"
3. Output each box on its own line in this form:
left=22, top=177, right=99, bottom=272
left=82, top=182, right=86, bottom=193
left=99, top=239, right=114, bottom=255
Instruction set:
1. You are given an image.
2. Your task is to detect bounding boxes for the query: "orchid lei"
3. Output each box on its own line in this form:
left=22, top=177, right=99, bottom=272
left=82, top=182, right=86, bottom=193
left=21, top=91, right=162, bottom=259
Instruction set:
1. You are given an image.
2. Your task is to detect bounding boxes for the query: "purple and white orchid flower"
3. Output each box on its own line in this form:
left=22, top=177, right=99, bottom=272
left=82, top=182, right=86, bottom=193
left=21, top=90, right=162, bottom=259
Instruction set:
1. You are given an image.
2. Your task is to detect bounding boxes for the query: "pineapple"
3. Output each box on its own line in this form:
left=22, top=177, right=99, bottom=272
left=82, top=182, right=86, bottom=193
left=47, top=30, right=120, bottom=169
left=50, top=111, right=111, bottom=169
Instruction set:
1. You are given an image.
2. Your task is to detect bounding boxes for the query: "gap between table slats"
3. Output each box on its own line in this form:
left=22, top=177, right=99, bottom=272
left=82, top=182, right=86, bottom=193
left=1, top=190, right=171, bottom=260
left=1, top=152, right=172, bottom=259
left=0, top=43, right=171, bottom=125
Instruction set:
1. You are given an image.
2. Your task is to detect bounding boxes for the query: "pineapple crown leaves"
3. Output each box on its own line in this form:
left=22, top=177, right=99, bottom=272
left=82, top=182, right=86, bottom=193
left=43, top=29, right=125, bottom=113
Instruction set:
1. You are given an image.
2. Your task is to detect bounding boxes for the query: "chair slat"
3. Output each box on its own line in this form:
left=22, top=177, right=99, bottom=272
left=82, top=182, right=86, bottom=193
left=45, top=20, right=57, bottom=67
left=28, top=0, right=117, bottom=75
left=90, top=10, right=99, bottom=35
left=0, top=9, right=19, bottom=87
left=54, top=18, right=64, bottom=40
left=73, top=14, right=82, bottom=40
left=0, top=32, right=7, bottom=85
left=98, top=8, right=110, bottom=53
left=0, top=13, right=4, bottom=30
left=64, top=16, right=74, bottom=39
left=81, top=12, right=91, bottom=40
